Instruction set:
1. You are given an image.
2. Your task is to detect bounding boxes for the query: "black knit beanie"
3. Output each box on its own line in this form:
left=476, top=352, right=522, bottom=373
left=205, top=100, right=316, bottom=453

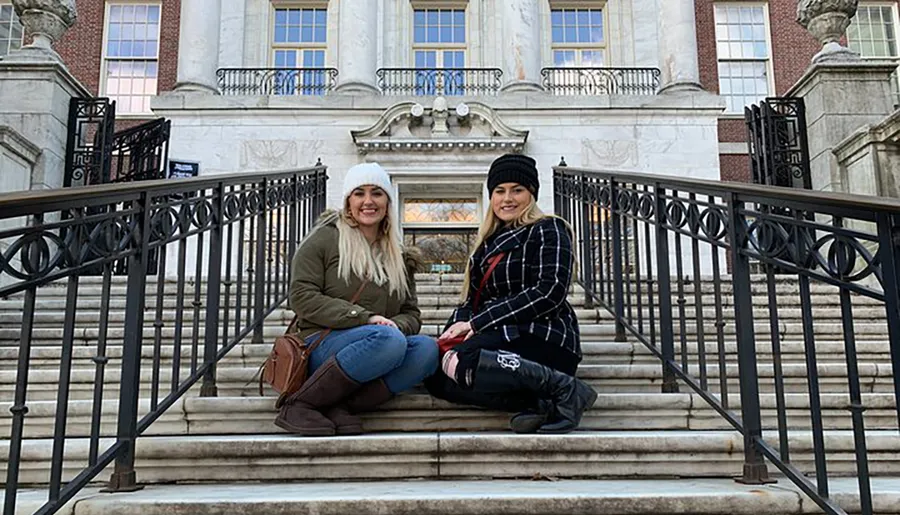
left=487, top=154, right=540, bottom=197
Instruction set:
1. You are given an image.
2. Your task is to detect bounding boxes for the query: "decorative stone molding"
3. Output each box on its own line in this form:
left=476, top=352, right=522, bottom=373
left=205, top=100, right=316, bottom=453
left=0, top=125, right=42, bottom=166
left=351, top=96, right=529, bottom=153
left=4, top=0, right=76, bottom=63
left=796, top=0, right=860, bottom=63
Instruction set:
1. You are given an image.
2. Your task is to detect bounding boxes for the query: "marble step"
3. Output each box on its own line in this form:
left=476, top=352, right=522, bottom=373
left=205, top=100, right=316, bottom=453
left=3, top=430, right=898, bottom=486
left=10, top=477, right=896, bottom=515
left=0, top=304, right=890, bottom=327
left=3, top=360, right=894, bottom=402
left=3, top=392, right=896, bottom=439
left=2, top=338, right=890, bottom=372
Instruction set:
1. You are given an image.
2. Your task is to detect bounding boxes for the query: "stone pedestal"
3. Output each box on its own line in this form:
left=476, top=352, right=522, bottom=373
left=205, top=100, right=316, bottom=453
left=175, top=0, right=222, bottom=94
left=657, top=0, right=702, bottom=94
left=334, top=0, right=379, bottom=94
left=787, top=62, right=896, bottom=195
left=0, top=61, right=89, bottom=191
left=500, top=0, right=543, bottom=93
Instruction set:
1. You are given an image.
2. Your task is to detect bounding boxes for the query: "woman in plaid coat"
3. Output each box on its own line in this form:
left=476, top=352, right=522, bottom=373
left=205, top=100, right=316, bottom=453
left=425, top=154, right=596, bottom=434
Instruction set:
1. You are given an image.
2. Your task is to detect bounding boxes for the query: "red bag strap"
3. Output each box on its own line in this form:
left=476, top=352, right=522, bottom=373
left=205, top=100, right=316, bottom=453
left=472, top=252, right=505, bottom=312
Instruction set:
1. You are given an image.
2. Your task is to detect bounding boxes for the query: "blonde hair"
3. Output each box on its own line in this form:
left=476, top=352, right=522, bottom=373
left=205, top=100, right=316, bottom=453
left=459, top=197, right=575, bottom=302
left=336, top=200, right=410, bottom=299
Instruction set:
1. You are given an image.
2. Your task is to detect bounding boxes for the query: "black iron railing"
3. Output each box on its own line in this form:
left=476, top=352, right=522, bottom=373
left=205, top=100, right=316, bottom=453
left=217, top=68, right=339, bottom=96
left=376, top=68, right=503, bottom=96
left=555, top=165, right=900, bottom=515
left=109, top=118, right=171, bottom=183
left=541, top=67, right=660, bottom=96
left=1, top=166, right=328, bottom=515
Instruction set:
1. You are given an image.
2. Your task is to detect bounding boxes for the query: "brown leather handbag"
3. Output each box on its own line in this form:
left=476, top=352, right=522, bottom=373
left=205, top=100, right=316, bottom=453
left=262, top=281, right=368, bottom=406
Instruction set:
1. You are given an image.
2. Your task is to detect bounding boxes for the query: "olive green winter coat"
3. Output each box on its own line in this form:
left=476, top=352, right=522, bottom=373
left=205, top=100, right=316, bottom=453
left=289, top=210, right=422, bottom=340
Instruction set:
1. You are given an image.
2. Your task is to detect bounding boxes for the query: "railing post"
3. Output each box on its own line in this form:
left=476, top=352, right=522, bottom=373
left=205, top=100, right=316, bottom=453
left=654, top=183, right=678, bottom=393
left=252, top=179, right=268, bottom=344
left=727, top=192, right=771, bottom=485
left=201, top=182, right=225, bottom=397
left=105, top=192, right=151, bottom=493
left=609, top=177, right=627, bottom=342
left=580, top=173, right=594, bottom=309
left=876, top=212, right=900, bottom=431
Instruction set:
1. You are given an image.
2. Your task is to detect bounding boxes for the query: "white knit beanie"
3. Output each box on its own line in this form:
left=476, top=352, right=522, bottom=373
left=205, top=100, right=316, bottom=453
left=342, top=163, right=395, bottom=205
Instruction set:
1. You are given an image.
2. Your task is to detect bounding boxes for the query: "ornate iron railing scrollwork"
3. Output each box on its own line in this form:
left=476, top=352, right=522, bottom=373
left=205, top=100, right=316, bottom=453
left=64, top=98, right=117, bottom=188
left=1, top=166, right=328, bottom=515
left=555, top=165, right=900, bottom=515
left=540, top=67, right=661, bottom=96
left=216, top=68, right=339, bottom=96
left=376, top=68, right=503, bottom=96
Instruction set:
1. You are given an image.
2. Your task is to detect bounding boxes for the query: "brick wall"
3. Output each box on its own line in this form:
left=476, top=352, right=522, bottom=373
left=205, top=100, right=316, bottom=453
left=53, top=0, right=181, bottom=121
left=694, top=0, right=890, bottom=182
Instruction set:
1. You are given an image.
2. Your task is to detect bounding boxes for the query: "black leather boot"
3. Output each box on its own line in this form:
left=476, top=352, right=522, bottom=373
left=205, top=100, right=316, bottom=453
left=473, top=350, right=596, bottom=434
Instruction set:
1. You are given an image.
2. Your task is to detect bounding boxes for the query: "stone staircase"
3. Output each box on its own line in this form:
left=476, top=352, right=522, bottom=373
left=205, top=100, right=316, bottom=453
left=0, top=274, right=898, bottom=514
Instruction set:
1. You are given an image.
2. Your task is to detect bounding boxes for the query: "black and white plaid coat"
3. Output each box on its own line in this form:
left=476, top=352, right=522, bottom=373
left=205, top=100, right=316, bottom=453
left=447, top=216, right=582, bottom=360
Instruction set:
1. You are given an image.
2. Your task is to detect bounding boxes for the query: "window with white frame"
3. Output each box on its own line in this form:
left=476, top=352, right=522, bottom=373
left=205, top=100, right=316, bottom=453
left=847, top=3, right=899, bottom=58
left=550, top=8, right=605, bottom=67
left=271, top=7, right=327, bottom=95
left=0, top=4, right=23, bottom=57
left=102, top=4, right=161, bottom=115
left=714, top=4, right=772, bottom=114
left=847, top=3, right=900, bottom=105
left=413, top=8, right=466, bottom=95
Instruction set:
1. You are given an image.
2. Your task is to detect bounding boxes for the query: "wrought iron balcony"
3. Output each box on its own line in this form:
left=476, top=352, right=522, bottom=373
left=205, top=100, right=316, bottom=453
left=541, top=67, right=661, bottom=96
left=217, top=68, right=339, bottom=96
left=376, top=68, right=503, bottom=96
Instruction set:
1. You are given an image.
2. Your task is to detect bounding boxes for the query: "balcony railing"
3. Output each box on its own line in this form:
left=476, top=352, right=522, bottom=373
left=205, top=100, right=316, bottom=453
left=216, top=68, right=339, bottom=96
left=541, top=67, right=661, bottom=96
left=376, top=68, right=503, bottom=96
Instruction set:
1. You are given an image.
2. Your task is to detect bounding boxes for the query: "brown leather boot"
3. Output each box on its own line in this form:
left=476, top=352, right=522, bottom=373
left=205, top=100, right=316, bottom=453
left=274, top=357, right=360, bottom=436
left=324, top=379, right=394, bottom=436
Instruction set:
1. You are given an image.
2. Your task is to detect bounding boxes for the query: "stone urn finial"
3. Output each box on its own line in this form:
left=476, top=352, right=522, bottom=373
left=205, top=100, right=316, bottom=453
left=5, top=0, right=77, bottom=63
left=797, top=0, right=860, bottom=63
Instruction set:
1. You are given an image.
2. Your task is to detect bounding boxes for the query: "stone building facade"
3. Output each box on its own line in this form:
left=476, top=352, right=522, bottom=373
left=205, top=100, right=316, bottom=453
left=1, top=0, right=899, bottom=269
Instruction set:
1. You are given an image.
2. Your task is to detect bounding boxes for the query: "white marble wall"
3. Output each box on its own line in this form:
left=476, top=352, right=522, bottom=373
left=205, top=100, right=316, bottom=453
left=232, top=0, right=659, bottom=70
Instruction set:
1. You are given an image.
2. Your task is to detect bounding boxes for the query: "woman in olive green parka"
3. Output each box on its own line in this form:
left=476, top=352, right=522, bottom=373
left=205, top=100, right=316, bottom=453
left=275, top=163, right=438, bottom=437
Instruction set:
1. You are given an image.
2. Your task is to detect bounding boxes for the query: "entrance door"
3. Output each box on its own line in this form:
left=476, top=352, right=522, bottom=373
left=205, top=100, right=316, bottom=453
left=401, top=196, right=480, bottom=273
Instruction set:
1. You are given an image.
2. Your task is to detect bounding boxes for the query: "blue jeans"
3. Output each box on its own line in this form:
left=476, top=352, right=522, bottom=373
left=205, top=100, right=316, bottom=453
left=308, top=325, right=439, bottom=394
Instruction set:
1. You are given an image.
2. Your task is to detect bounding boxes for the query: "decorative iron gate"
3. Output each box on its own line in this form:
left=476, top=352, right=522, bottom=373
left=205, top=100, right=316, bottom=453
left=745, top=97, right=812, bottom=190
left=63, top=98, right=116, bottom=188
left=64, top=97, right=171, bottom=187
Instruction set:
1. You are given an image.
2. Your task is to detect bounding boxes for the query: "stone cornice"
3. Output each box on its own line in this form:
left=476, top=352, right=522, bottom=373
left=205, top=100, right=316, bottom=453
left=0, top=125, right=41, bottom=164
left=350, top=97, right=529, bottom=153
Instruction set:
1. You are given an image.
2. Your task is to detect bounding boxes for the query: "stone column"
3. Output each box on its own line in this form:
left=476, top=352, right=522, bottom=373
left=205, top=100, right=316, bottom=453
left=500, top=0, right=543, bottom=92
left=334, top=0, right=379, bottom=94
left=174, top=0, right=222, bottom=94
left=657, top=0, right=702, bottom=94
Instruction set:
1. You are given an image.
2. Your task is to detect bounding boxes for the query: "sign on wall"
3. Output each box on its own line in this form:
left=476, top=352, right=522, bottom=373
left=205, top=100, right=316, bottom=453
left=168, top=159, right=200, bottom=179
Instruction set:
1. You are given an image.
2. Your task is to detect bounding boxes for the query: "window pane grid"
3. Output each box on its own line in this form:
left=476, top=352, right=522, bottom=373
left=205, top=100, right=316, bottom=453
left=104, top=4, right=161, bottom=114
left=274, top=8, right=327, bottom=44
left=714, top=4, right=770, bottom=113
left=0, top=4, right=23, bottom=57
left=848, top=5, right=899, bottom=58
left=551, top=9, right=603, bottom=44
left=414, top=9, right=465, bottom=44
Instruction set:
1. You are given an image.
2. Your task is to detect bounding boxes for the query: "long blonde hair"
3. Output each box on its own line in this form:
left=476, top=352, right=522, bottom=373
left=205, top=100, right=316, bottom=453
left=336, top=202, right=410, bottom=299
left=459, top=197, right=575, bottom=302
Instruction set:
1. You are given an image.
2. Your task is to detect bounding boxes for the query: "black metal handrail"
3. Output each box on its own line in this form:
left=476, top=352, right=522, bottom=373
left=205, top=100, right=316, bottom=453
left=376, top=68, right=503, bottom=96
left=541, top=67, right=660, bottom=96
left=217, top=68, right=339, bottom=96
left=1, top=166, right=328, bottom=515
left=554, top=164, right=900, bottom=515
left=109, top=118, right=171, bottom=183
